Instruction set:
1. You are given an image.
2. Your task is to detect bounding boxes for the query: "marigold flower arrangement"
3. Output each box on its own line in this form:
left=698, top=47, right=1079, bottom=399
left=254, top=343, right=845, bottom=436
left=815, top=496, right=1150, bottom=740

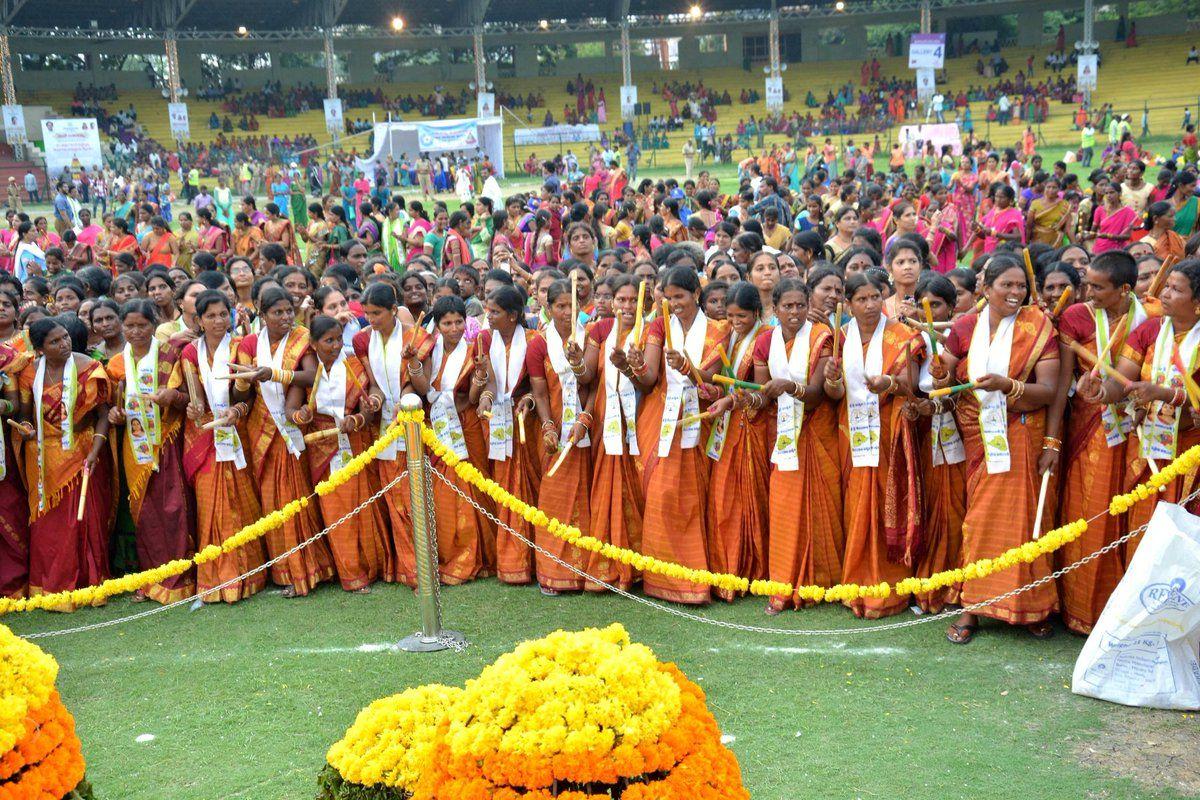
left=0, top=625, right=94, bottom=800
left=319, top=624, right=748, bottom=799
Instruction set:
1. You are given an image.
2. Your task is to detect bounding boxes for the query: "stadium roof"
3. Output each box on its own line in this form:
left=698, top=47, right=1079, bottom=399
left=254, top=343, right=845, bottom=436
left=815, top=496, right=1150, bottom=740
left=3, top=0, right=1044, bottom=36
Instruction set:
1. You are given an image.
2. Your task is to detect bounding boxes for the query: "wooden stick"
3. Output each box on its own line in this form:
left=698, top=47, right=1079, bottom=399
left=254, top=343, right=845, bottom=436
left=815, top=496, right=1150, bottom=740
left=517, top=408, right=527, bottom=444
left=1059, top=334, right=1097, bottom=368
left=929, top=381, right=977, bottom=398
left=632, top=280, right=646, bottom=344
left=1096, top=358, right=1134, bottom=389
left=712, top=373, right=763, bottom=391
left=75, top=464, right=91, bottom=523
left=183, top=360, right=203, bottom=410
left=570, top=271, right=579, bottom=347
left=1032, top=469, right=1051, bottom=540
left=899, top=315, right=948, bottom=344
left=974, top=296, right=987, bottom=313
left=679, top=411, right=712, bottom=427
left=5, top=419, right=32, bottom=435
left=661, top=299, right=673, bottom=350
left=1089, top=312, right=1129, bottom=379
left=1023, top=248, right=1038, bottom=305
left=1169, top=345, right=1200, bottom=411
left=546, top=436, right=574, bottom=477
left=1146, top=254, right=1178, bottom=298
left=832, top=302, right=843, bottom=361
left=303, top=427, right=341, bottom=444
left=1050, top=286, right=1074, bottom=319
left=716, top=344, right=732, bottom=369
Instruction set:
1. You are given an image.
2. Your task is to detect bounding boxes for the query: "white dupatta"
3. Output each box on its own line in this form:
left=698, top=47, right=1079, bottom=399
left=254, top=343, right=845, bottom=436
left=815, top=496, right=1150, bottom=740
left=427, top=334, right=470, bottom=459
left=657, top=311, right=708, bottom=457
left=488, top=327, right=527, bottom=461
left=543, top=322, right=591, bottom=448
left=768, top=324, right=811, bottom=471
left=256, top=329, right=306, bottom=457
left=367, top=321, right=406, bottom=460
left=601, top=322, right=640, bottom=456
left=843, top=318, right=885, bottom=468
left=197, top=334, right=246, bottom=469
left=967, top=310, right=1017, bottom=474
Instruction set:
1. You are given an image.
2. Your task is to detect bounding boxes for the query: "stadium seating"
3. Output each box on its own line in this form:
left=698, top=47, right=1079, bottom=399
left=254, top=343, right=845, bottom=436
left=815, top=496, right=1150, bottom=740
left=16, top=31, right=1199, bottom=171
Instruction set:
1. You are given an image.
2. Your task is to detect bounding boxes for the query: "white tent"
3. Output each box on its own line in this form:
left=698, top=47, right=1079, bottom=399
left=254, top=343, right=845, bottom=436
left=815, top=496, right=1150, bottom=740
left=355, top=117, right=505, bottom=180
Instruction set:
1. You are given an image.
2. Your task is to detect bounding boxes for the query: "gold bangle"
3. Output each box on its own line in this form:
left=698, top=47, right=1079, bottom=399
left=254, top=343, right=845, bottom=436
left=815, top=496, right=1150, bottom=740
left=92, top=432, right=107, bottom=441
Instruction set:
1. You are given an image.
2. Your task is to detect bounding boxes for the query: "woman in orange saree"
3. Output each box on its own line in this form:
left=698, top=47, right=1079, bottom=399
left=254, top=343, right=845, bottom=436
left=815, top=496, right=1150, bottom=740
left=836, top=271, right=924, bottom=619
left=105, top=301, right=196, bottom=604
left=751, top=277, right=841, bottom=613
left=627, top=266, right=729, bottom=605
left=911, top=275, right=967, bottom=614
left=422, top=297, right=493, bottom=584
left=232, top=286, right=335, bottom=596
left=527, top=279, right=593, bottom=594
left=105, top=218, right=139, bottom=273
left=287, top=315, right=392, bottom=591
left=0, top=299, right=31, bottom=598
left=1043, top=251, right=1146, bottom=634
left=702, top=281, right=769, bottom=601
left=140, top=216, right=178, bottom=269
left=1093, top=260, right=1200, bottom=566
left=353, top=282, right=433, bottom=587
left=941, top=254, right=1060, bottom=642
left=580, top=275, right=645, bottom=591
left=475, top=285, right=542, bottom=584
left=171, top=291, right=266, bottom=603
left=232, top=213, right=264, bottom=268
left=16, top=319, right=114, bottom=610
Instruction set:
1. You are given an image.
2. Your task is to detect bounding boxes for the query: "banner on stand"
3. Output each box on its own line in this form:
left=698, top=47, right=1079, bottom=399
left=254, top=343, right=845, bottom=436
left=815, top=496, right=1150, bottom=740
left=765, top=76, right=784, bottom=111
left=416, top=121, right=480, bottom=152
left=477, top=92, right=496, bottom=119
left=2, top=105, right=25, bottom=144
left=168, top=102, right=190, bottom=140
left=620, top=85, right=638, bottom=119
left=1077, top=54, right=1098, bottom=91
left=40, top=118, right=102, bottom=177
left=915, top=68, right=937, bottom=102
left=324, top=98, right=344, bottom=134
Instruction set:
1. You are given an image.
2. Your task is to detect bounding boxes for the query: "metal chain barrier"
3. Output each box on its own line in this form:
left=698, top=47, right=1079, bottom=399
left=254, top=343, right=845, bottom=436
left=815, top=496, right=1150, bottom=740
left=19, top=472, right=409, bottom=640
left=430, top=462, right=1200, bottom=636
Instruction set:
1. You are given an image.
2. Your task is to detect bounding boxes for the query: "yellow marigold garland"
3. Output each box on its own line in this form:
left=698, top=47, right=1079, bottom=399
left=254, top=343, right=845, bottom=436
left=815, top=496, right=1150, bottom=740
left=0, top=414, right=411, bottom=615
left=418, top=409, right=1200, bottom=604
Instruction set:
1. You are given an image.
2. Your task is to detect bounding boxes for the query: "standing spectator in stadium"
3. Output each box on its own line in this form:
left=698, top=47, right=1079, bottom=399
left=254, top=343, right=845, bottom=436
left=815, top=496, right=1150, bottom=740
left=23, top=170, right=39, bottom=204
left=53, top=183, right=74, bottom=236
left=682, top=139, right=696, bottom=181
left=1079, top=121, right=1096, bottom=167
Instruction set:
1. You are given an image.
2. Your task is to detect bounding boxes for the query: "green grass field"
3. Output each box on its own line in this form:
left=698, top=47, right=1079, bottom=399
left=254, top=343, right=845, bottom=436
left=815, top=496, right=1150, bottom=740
left=7, top=577, right=1199, bottom=800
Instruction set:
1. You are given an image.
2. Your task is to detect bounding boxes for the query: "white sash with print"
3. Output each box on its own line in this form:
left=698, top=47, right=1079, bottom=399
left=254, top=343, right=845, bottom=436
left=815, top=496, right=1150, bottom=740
left=544, top=322, right=591, bottom=448
left=256, top=330, right=306, bottom=457
left=1142, top=318, right=1200, bottom=461
left=197, top=334, right=246, bottom=469
left=123, top=341, right=162, bottom=467
left=844, top=318, right=885, bottom=468
left=768, top=324, right=811, bottom=471
left=658, top=312, right=707, bottom=457
left=488, top=328, right=526, bottom=461
left=706, top=321, right=760, bottom=460
left=314, top=355, right=354, bottom=472
left=968, top=312, right=1017, bottom=474
left=601, top=323, right=639, bottom=456
left=368, top=322, right=406, bottom=460
left=427, top=334, right=470, bottom=460
left=917, top=332, right=965, bottom=466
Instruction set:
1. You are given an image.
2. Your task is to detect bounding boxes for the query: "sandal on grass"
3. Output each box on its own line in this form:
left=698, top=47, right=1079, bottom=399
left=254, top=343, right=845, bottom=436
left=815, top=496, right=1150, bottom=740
left=1026, top=621, right=1055, bottom=639
left=946, top=622, right=977, bottom=644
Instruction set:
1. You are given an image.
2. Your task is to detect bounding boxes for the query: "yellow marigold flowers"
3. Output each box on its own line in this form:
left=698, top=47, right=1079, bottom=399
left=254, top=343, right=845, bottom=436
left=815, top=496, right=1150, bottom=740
left=0, top=625, right=58, bottom=756
left=322, top=624, right=749, bottom=799
left=325, top=684, right=463, bottom=794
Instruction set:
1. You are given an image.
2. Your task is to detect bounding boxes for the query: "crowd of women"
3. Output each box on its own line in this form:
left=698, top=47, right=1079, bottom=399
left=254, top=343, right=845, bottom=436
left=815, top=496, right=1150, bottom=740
left=1, top=140, right=1199, bottom=650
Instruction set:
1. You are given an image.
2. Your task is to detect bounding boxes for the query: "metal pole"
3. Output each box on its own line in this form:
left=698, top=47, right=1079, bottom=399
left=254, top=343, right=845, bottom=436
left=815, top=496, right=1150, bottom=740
left=0, top=30, right=23, bottom=159
left=397, top=393, right=465, bottom=653
left=620, top=22, right=632, bottom=88
left=1081, top=0, right=1096, bottom=109
left=473, top=25, right=487, bottom=106
left=165, top=30, right=181, bottom=103
left=919, top=0, right=931, bottom=35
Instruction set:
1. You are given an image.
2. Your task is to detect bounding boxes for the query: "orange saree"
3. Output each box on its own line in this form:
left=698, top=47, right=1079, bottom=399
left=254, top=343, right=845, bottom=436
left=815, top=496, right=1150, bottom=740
left=426, top=336, right=492, bottom=584
left=705, top=324, right=771, bottom=602
left=838, top=320, right=924, bottom=619
left=171, top=337, right=267, bottom=603
left=18, top=356, right=114, bottom=609
left=585, top=319, right=645, bottom=591
left=947, top=306, right=1059, bottom=624
left=754, top=324, right=845, bottom=611
left=1053, top=304, right=1137, bottom=633
left=527, top=331, right=592, bottom=592
left=0, top=344, right=30, bottom=598
left=107, top=348, right=196, bottom=604
left=305, top=353, right=394, bottom=590
left=636, top=314, right=730, bottom=605
left=237, top=328, right=335, bottom=594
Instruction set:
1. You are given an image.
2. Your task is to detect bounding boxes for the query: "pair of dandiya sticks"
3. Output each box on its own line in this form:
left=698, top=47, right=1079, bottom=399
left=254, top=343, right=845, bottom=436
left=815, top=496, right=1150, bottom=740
left=5, top=416, right=95, bottom=523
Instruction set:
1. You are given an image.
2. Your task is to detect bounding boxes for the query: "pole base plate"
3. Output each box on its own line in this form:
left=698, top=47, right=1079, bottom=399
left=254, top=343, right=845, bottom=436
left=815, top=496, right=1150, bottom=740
left=397, top=630, right=468, bottom=653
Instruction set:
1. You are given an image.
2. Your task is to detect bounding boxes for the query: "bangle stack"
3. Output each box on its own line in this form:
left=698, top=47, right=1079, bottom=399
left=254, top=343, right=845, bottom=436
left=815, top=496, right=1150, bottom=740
left=746, top=392, right=765, bottom=410
left=577, top=411, right=594, bottom=430
left=407, top=361, right=424, bottom=377
left=1171, top=387, right=1186, bottom=407
left=290, top=410, right=307, bottom=425
left=569, top=358, right=585, bottom=377
left=479, top=390, right=495, bottom=404
left=1042, top=436, right=1062, bottom=453
left=1006, top=378, right=1026, bottom=401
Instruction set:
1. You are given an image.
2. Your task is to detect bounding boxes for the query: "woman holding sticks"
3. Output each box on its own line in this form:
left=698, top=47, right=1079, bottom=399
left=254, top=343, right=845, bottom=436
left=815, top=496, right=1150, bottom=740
left=1083, top=258, right=1200, bottom=563
left=836, top=271, right=924, bottom=619
left=170, top=290, right=266, bottom=603
left=750, top=277, right=842, bottom=613
left=353, top=282, right=432, bottom=587
left=579, top=274, right=646, bottom=591
left=421, top=296, right=492, bottom=584
left=626, top=266, right=729, bottom=605
left=13, top=317, right=113, bottom=609
left=702, top=281, right=770, bottom=601
left=1043, top=250, right=1147, bottom=634
left=475, top=285, right=541, bottom=584
left=231, top=286, right=335, bottom=597
left=527, top=278, right=594, bottom=594
left=286, top=314, right=392, bottom=592
left=940, top=253, right=1060, bottom=643
left=105, top=300, right=196, bottom=604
